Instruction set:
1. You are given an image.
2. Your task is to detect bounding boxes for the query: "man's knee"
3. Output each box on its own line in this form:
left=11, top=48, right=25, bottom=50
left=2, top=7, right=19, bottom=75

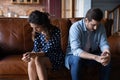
left=69, top=56, right=82, bottom=65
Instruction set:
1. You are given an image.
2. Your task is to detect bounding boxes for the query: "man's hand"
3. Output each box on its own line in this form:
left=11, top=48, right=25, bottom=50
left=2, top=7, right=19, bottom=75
left=101, top=51, right=111, bottom=66
left=94, top=55, right=106, bottom=63
left=94, top=51, right=111, bottom=66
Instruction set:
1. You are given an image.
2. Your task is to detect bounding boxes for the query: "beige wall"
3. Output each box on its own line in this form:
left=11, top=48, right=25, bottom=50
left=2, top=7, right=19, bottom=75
left=0, top=0, right=46, bottom=17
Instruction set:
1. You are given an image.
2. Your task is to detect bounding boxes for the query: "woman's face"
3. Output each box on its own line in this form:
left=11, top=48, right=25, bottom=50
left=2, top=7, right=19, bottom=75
left=85, top=18, right=100, bottom=31
left=30, top=23, right=43, bottom=33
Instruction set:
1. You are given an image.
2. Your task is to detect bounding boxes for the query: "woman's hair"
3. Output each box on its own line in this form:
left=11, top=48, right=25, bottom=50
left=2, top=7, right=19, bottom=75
left=28, top=10, right=53, bottom=41
left=85, top=8, right=103, bottom=22
left=28, top=10, right=50, bottom=25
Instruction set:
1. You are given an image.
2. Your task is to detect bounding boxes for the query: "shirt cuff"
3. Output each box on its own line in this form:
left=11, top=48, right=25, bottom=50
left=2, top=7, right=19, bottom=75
left=73, top=49, right=84, bottom=56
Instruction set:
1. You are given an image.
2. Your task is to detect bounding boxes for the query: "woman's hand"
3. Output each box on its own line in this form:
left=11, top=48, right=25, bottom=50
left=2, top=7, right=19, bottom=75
left=22, top=51, right=45, bottom=62
left=22, top=52, right=31, bottom=63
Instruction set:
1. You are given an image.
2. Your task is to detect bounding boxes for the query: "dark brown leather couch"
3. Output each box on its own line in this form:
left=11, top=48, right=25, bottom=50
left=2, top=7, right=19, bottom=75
left=0, top=18, right=117, bottom=80
left=107, top=33, right=120, bottom=80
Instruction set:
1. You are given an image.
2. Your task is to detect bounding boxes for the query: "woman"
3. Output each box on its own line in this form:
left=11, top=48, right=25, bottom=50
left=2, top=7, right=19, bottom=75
left=22, top=10, right=64, bottom=80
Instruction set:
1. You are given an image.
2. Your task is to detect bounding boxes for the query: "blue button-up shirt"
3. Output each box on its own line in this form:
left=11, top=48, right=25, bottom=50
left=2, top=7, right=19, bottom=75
left=66, top=19, right=110, bottom=56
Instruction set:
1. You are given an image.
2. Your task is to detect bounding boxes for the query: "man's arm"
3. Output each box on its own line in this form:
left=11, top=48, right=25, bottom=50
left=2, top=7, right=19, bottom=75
left=79, top=51, right=106, bottom=64
left=99, top=25, right=111, bottom=66
left=79, top=49, right=111, bottom=66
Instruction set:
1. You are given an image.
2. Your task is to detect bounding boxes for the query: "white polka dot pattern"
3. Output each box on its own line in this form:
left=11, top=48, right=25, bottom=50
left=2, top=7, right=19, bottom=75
left=33, top=27, right=64, bottom=70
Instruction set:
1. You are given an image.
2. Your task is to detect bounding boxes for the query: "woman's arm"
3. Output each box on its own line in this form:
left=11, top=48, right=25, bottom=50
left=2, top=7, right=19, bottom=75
left=22, top=51, right=45, bottom=62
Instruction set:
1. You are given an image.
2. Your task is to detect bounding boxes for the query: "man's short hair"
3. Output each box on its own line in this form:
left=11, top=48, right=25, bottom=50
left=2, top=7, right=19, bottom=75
left=85, top=8, right=103, bottom=22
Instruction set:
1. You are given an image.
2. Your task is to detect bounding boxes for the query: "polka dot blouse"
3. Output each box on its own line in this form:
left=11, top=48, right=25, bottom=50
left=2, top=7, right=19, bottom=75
left=33, top=26, right=64, bottom=70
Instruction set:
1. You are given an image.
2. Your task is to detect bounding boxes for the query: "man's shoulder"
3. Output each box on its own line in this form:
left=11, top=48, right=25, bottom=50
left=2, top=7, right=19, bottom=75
left=70, top=19, right=84, bottom=30
left=73, top=19, right=83, bottom=24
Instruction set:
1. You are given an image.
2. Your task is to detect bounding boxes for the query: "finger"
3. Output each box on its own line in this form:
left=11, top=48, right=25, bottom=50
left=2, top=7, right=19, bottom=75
left=23, top=53, right=28, bottom=57
left=103, top=55, right=110, bottom=60
left=23, top=53, right=26, bottom=57
left=22, top=58, right=30, bottom=63
left=100, top=57, right=108, bottom=64
left=102, top=63, right=107, bottom=66
left=100, top=56, right=107, bottom=60
left=101, top=52, right=107, bottom=56
left=25, top=58, right=31, bottom=62
left=102, top=61, right=109, bottom=66
left=22, top=57, right=27, bottom=62
left=101, top=52, right=104, bottom=56
left=21, top=57, right=24, bottom=61
left=102, top=58, right=110, bottom=66
left=25, top=53, right=29, bottom=56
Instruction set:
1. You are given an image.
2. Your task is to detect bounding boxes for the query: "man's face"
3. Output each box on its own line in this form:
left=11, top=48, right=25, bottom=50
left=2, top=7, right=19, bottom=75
left=85, top=18, right=100, bottom=31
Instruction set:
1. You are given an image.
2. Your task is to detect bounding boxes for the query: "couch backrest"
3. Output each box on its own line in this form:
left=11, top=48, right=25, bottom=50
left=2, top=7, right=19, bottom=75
left=0, top=18, right=72, bottom=57
left=0, top=18, right=113, bottom=57
left=51, top=18, right=71, bottom=53
left=0, top=18, right=33, bottom=56
left=108, top=35, right=120, bottom=55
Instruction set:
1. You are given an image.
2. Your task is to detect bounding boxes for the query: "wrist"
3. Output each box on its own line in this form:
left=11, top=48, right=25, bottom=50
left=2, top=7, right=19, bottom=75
left=93, top=55, right=98, bottom=61
left=103, top=49, right=110, bottom=54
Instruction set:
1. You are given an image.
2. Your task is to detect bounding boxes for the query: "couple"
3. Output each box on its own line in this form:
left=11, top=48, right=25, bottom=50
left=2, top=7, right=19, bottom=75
left=22, top=8, right=111, bottom=80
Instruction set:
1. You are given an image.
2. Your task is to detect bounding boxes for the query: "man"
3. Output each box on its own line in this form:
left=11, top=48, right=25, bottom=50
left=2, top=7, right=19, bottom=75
left=65, top=8, right=111, bottom=80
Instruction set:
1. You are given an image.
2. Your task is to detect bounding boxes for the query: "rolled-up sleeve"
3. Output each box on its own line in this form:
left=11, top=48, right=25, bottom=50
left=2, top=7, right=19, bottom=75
left=69, top=23, right=84, bottom=56
left=99, top=25, right=110, bottom=52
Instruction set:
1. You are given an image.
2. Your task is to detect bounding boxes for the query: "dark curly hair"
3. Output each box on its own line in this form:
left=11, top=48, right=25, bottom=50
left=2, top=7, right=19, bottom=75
left=85, top=8, right=103, bottom=22
left=28, top=10, right=50, bottom=26
left=28, top=10, right=53, bottom=41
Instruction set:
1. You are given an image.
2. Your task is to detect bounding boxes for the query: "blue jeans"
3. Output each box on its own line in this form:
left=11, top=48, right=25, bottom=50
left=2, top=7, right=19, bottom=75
left=65, top=54, right=111, bottom=80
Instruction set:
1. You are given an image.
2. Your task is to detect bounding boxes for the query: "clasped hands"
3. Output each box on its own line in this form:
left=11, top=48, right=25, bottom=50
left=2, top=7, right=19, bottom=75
left=22, top=52, right=45, bottom=63
left=22, top=52, right=36, bottom=63
left=95, top=51, right=111, bottom=66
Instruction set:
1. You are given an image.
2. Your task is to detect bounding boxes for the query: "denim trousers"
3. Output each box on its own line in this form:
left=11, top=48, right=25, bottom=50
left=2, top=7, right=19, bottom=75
left=65, top=54, right=111, bottom=80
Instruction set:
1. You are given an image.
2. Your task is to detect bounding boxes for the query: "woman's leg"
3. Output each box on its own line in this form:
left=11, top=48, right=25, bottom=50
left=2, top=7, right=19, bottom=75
left=28, top=58, right=38, bottom=80
left=35, top=56, right=52, bottom=80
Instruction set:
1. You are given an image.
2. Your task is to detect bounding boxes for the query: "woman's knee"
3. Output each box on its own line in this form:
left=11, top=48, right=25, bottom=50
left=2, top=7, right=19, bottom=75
left=34, top=56, right=46, bottom=66
left=34, top=56, right=41, bottom=64
left=34, top=56, right=52, bottom=69
left=28, top=58, right=36, bottom=68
